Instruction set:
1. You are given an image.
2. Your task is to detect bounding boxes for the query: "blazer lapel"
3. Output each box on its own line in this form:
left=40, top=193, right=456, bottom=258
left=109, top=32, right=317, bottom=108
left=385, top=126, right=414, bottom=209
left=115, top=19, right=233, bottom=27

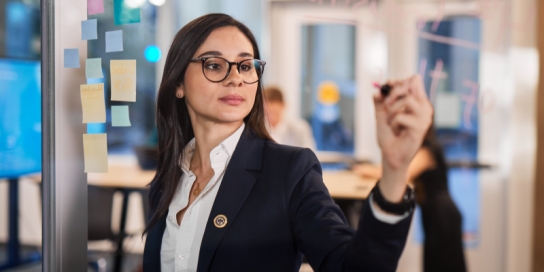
left=197, top=128, right=264, bottom=272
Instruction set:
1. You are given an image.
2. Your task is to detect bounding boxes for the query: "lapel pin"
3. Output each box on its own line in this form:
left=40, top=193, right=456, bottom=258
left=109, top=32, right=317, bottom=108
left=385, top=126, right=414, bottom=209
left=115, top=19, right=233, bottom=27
left=213, top=214, right=228, bottom=228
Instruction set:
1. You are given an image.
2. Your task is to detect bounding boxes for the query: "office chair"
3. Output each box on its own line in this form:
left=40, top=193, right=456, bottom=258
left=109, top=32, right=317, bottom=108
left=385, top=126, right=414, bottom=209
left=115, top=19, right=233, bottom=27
left=88, top=185, right=117, bottom=272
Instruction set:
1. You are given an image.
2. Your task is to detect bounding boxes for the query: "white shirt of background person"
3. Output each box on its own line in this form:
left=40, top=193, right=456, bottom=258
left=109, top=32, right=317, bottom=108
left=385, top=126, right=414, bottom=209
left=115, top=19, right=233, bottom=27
left=270, top=117, right=316, bottom=151
left=264, top=86, right=316, bottom=151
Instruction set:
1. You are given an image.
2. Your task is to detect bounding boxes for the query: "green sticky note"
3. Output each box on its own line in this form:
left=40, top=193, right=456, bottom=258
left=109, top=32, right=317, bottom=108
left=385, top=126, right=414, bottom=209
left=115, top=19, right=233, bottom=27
left=86, top=58, right=103, bottom=79
left=111, top=105, right=131, bottom=127
left=113, top=0, right=141, bottom=25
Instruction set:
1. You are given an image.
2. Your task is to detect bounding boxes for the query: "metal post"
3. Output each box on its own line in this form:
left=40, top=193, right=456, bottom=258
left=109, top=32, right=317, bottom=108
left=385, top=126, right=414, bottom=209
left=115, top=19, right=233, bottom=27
left=41, top=0, right=88, bottom=271
left=41, top=0, right=57, bottom=270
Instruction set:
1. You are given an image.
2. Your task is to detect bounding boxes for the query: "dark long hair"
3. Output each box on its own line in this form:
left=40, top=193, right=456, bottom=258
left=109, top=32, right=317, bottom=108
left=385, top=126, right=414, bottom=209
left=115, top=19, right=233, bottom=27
left=144, top=14, right=273, bottom=234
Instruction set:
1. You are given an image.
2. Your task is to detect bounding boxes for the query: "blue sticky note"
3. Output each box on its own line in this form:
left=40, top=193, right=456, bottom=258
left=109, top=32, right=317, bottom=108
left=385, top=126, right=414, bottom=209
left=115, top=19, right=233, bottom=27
left=111, top=105, right=131, bottom=127
left=81, top=19, right=97, bottom=40
left=105, top=30, right=123, bottom=53
left=113, top=0, right=141, bottom=25
left=86, top=58, right=103, bottom=79
left=64, top=48, right=80, bottom=68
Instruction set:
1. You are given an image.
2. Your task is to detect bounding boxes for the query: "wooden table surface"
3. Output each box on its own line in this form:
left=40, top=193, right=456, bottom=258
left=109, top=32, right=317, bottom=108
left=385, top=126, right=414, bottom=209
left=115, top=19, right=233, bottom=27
left=87, top=164, right=155, bottom=189
left=29, top=155, right=376, bottom=200
left=86, top=163, right=377, bottom=200
left=322, top=170, right=377, bottom=199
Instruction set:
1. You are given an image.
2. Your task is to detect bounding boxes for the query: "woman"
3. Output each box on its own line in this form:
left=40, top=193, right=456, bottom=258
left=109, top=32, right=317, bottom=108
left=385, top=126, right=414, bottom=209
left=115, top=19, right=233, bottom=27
left=353, top=128, right=467, bottom=272
left=143, top=13, right=433, bottom=272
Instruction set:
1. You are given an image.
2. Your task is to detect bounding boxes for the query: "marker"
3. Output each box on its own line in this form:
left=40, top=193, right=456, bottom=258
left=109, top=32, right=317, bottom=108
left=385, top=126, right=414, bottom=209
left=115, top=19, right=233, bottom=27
left=373, top=82, right=392, bottom=97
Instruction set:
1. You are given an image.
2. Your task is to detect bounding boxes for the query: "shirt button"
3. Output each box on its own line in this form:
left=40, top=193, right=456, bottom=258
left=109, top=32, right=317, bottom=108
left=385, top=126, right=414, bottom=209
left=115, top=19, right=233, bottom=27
left=179, top=254, right=184, bottom=260
left=169, top=216, right=173, bottom=221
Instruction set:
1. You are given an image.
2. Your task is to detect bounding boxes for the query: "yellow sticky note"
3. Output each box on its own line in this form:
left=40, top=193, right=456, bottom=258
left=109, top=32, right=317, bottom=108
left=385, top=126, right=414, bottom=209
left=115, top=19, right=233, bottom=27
left=81, top=83, right=106, bottom=123
left=83, top=133, right=108, bottom=173
left=110, top=60, right=136, bottom=102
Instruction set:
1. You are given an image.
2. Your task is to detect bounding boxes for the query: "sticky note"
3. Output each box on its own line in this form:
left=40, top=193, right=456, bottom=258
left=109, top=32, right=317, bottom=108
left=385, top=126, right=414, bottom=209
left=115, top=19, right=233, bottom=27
left=83, top=133, right=108, bottom=173
left=86, top=58, right=103, bottom=79
left=64, top=49, right=80, bottom=68
left=114, top=0, right=141, bottom=25
left=81, top=83, right=106, bottom=123
left=105, top=30, right=123, bottom=53
left=110, top=60, right=136, bottom=102
left=111, top=105, right=131, bottom=127
left=88, top=0, right=104, bottom=15
left=81, top=19, right=97, bottom=40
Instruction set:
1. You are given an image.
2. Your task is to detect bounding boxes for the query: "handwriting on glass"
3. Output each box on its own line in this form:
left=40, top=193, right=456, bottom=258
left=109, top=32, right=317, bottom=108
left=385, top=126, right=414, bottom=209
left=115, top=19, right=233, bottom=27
left=306, top=0, right=534, bottom=53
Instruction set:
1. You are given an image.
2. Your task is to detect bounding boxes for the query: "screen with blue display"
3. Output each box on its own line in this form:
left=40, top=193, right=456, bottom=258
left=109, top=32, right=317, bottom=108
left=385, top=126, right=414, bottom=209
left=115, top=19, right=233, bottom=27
left=0, top=58, right=41, bottom=178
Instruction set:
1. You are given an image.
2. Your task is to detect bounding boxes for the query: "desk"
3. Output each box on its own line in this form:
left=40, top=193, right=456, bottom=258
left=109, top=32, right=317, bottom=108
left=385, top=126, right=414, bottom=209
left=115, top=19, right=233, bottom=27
left=87, top=166, right=152, bottom=272
left=28, top=165, right=151, bottom=272
left=88, top=164, right=376, bottom=198
left=89, top=164, right=376, bottom=271
left=322, top=170, right=376, bottom=199
left=32, top=163, right=376, bottom=272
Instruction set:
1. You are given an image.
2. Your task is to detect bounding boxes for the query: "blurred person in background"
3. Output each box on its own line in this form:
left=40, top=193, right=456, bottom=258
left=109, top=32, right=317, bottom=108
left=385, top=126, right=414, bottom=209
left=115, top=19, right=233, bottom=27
left=263, top=86, right=316, bottom=150
left=352, top=126, right=467, bottom=272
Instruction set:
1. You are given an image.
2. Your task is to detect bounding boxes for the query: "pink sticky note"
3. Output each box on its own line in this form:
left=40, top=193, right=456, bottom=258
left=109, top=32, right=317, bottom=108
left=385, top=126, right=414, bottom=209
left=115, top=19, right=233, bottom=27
left=88, top=0, right=104, bottom=15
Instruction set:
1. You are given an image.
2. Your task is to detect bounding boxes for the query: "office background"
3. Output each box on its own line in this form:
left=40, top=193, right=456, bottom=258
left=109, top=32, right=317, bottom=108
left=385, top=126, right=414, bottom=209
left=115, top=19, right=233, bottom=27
left=0, top=0, right=543, bottom=271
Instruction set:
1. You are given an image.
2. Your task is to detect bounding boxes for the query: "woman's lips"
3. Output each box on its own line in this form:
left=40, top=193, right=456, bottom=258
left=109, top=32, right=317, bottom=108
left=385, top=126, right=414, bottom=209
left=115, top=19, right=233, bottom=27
left=219, top=95, right=244, bottom=106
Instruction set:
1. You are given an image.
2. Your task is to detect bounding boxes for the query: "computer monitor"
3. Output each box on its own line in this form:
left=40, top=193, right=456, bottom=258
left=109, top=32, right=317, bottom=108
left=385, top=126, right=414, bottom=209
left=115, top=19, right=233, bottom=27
left=0, top=58, right=41, bottom=179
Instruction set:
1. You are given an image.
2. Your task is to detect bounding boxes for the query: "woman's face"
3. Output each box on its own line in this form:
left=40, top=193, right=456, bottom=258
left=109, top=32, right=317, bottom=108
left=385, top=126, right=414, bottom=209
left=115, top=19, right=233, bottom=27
left=178, top=26, right=257, bottom=126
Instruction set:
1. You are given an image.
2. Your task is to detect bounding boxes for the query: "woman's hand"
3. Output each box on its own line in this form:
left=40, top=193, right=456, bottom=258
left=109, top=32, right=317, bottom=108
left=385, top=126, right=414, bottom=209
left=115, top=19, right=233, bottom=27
left=374, top=75, right=433, bottom=202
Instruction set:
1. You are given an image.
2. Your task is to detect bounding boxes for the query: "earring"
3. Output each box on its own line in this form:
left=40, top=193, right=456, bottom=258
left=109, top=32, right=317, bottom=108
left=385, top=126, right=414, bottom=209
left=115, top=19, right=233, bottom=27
left=176, top=93, right=182, bottom=98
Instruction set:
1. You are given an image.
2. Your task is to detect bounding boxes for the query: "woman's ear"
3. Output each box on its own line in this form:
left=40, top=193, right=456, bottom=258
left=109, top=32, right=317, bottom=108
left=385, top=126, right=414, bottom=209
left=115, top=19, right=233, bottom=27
left=176, top=85, right=185, bottom=99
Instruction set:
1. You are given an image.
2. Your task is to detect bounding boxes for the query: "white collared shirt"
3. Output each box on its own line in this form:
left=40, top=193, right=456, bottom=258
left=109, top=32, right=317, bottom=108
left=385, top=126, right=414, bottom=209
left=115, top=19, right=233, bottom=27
left=160, top=123, right=245, bottom=272
left=269, top=117, right=316, bottom=151
left=160, top=122, right=406, bottom=272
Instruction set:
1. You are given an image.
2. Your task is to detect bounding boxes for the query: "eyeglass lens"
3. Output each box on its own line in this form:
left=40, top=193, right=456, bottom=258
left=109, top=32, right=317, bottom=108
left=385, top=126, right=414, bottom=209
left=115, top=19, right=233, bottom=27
left=203, top=58, right=263, bottom=83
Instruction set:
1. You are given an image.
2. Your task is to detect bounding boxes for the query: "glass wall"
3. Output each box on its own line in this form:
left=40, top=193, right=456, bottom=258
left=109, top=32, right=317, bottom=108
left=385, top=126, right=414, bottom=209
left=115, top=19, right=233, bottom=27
left=0, top=0, right=42, bottom=270
left=301, top=24, right=356, bottom=154
left=416, top=17, right=482, bottom=247
left=86, top=2, right=158, bottom=153
left=0, top=0, right=41, bottom=59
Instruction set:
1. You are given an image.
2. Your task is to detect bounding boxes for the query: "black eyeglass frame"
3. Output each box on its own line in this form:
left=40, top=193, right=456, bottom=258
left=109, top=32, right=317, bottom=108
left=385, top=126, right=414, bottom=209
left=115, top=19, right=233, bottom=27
left=189, top=57, right=267, bottom=84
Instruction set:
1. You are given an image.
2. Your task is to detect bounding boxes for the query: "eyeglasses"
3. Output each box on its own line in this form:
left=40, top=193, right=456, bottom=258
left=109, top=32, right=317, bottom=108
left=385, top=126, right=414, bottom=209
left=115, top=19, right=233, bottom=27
left=190, top=57, right=266, bottom=84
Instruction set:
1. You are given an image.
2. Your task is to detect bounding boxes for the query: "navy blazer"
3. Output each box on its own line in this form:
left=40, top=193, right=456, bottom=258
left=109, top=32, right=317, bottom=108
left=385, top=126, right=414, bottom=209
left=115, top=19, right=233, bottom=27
left=143, top=127, right=412, bottom=272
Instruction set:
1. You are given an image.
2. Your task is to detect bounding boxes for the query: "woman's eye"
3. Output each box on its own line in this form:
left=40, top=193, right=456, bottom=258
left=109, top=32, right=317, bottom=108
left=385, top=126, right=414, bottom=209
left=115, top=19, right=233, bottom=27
left=240, top=64, right=253, bottom=71
left=205, top=63, right=222, bottom=70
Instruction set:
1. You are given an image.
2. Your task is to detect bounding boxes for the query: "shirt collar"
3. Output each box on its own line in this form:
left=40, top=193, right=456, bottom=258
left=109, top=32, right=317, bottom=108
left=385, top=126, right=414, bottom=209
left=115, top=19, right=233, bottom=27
left=179, top=123, right=246, bottom=175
